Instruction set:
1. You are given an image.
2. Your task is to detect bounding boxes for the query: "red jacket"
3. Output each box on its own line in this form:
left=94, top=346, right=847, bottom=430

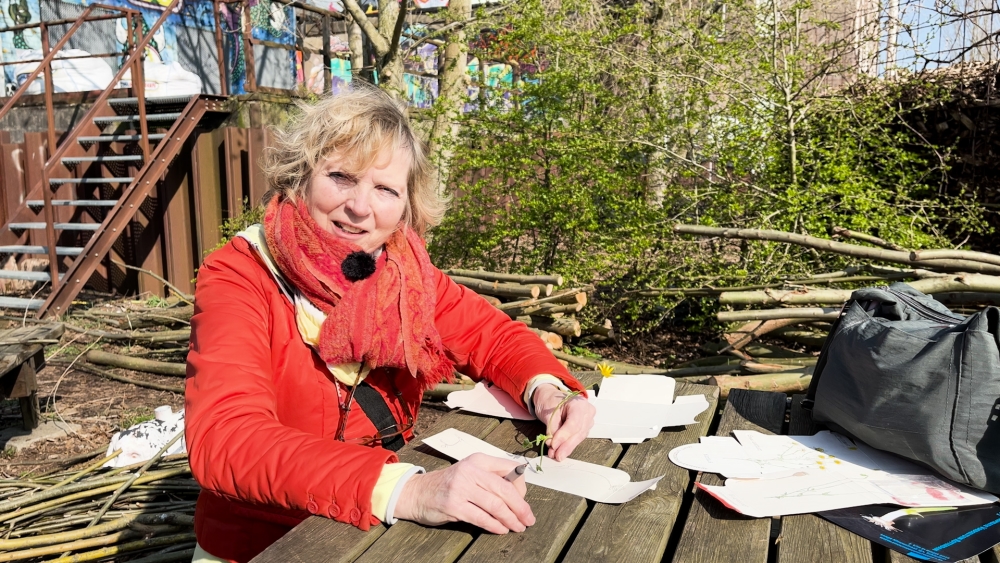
left=185, top=237, right=584, bottom=562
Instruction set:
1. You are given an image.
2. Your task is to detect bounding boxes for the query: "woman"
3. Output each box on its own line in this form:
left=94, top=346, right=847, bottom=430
left=185, top=85, right=596, bottom=563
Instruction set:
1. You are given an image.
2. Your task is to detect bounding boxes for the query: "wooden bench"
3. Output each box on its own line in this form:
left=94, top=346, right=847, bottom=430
left=252, top=379, right=1000, bottom=563
left=0, top=323, right=62, bottom=430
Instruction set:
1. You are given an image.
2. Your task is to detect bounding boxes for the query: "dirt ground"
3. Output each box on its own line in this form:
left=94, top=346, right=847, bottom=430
left=0, top=315, right=707, bottom=474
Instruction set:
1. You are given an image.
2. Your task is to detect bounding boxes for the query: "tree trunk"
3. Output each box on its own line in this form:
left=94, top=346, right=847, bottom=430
left=348, top=19, right=364, bottom=79
left=377, top=0, right=406, bottom=94
left=427, top=0, right=471, bottom=193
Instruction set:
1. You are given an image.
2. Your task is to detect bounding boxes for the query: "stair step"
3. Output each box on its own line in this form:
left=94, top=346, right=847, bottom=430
left=78, top=134, right=166, bottom=143
left=0, top=245, right=83, bottom=256
left=93, top=113, right=182, bottom=124
left=0, top=296, right=44, bottom=310
left=27, top=200, right=118, bottom=207
left=9, top=222, right=101, bottom=231
left=109, top=95, right=195, bottom=106
left=62, top=155, right=143, bottom=165
left=49, top=177, right=134, bottom=185
left=0, top=270, right=59, bottom=282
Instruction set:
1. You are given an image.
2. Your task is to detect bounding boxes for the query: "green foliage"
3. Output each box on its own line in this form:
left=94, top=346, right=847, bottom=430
left=210, top=199, right=266, bottom=254
left=145, top=295, right=170, bottom=308
left=428, top=0, right=988, bottom=334
left=119, top=407, right=154, bottom=430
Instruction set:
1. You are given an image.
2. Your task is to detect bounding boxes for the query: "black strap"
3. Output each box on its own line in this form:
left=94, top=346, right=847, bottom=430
left=352, top=382, right=405, bottom=452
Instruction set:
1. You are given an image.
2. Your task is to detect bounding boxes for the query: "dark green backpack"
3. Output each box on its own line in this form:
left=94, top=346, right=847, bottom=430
left=805, top=282, right=1000, bottom=494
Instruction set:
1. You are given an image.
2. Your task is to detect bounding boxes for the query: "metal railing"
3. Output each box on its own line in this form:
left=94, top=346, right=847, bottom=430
left=0, top=4, right=137, bottom=149
left=215, top=0, right=348, bottom=96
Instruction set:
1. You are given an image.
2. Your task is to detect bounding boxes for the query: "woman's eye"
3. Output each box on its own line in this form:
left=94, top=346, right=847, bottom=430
left=327, top=172, right=347, bottom=181
left=378, top=186, right=401, bottom=197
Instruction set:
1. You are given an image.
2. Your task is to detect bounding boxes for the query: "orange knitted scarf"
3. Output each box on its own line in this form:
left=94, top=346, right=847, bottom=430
left=263, top=196, right=453, bottom=391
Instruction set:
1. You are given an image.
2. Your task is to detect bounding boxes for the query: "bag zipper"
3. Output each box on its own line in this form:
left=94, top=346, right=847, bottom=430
left=883, top=287, right=964, bottom=325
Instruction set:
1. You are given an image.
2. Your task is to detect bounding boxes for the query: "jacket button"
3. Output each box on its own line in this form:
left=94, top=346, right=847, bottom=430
left=328, top=504, right=341, bottom=518
left=350, top=507, right=361, bottom=525
left=306, top=501, right=319, bottom=514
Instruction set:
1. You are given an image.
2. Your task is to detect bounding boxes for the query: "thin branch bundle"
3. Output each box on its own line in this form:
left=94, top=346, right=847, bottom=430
left=0, top=448, right=197, bottom=562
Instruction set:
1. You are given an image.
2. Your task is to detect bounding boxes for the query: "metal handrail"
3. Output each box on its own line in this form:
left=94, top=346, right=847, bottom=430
left=0, top=4, right=134, bottom=123
left=39, top=0, right=181, bottom=174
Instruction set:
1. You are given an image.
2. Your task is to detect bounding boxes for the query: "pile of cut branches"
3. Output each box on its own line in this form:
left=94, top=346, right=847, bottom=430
left=652, top=223, right=1000, bottom=397
left=443, top=269, right=611, bottom=348
left=0, top=445, right=196, bottom=563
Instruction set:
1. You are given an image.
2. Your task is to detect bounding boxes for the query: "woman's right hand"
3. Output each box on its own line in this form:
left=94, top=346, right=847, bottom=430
left=393, top=453, right=535, bottom=534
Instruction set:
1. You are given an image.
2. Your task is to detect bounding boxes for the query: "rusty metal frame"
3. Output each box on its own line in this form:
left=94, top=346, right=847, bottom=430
left=0, top=5, right=136, bottom=124
left=38, top=96, right=229, bottom=317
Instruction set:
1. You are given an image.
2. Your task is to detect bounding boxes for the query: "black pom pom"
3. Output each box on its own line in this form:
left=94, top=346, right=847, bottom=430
left=341, top=251, right=377, bottom=282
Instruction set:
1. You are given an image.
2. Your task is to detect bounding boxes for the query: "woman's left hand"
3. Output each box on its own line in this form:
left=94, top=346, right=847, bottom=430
left=532, top=384, right=596, bottom=461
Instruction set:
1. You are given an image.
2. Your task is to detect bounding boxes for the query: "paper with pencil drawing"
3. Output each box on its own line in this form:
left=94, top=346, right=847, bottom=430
left=668, top=430, right=997, bottom=517
left=444, top=375, right=710, bottom=443
left=422, top=428, right=662, bottom=503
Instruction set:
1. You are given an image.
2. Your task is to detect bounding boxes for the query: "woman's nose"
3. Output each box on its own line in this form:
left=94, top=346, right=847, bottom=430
left=344, top=186, right=372, bottom=217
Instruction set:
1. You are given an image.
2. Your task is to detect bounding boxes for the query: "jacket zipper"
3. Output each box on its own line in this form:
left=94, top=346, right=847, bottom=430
left=883, top=287, right=964, bottom=325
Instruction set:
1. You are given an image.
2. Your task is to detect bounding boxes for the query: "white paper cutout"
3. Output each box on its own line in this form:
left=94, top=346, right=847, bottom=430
left=421, top=428, right=662, bottom=504
left=444, top=376, right=711, bottom=444
left=597, top=374, right=675, bottom=405
left=670, top=430, right=998, bottom=517
left=445, top=383, right=534, bottom=420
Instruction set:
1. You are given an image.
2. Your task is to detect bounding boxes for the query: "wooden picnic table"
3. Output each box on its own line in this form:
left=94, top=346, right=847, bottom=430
left=0, top=323, right=62, bottom=430
left=252, top=374, right=1000, bottom=563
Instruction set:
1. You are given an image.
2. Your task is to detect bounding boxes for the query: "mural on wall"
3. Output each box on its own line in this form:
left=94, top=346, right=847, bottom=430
left=400, top=26, right=437, bottom=108
left=0, top=0, right=41, bottom=94
left=1, top=0, right=209, bottom=96
left=221, top=0, right=294, bottom=94
left=0, top=0, right=518, bottom=103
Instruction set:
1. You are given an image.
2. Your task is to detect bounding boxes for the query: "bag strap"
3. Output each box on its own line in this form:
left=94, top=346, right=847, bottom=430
left=802, top=300, right=853, bottom=411
left=353, top=382, right=405, bottom=452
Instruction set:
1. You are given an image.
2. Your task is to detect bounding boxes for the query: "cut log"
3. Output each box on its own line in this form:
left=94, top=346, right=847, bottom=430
left=478, top=294, right=502, bottom=308
left=722, top=318, right=804, bottom=351
left=516, top=315, right=582, bottom=338
left=449, top=276, right=539, bottom=299
left=63, top=326, right=192, bottom=343
left=444, top=269, right=564, bottom=287
left=85, top=351, right=187, bottom=377
left=710, top=369, right=813, bottom=398
left=497, top=287, right=590, bottom=312
left=527, top=328, right=563, bottom=350
left=718, top=308, right=841, bottom=322
left=584, top=319, right=614, bottom=339
left=549, top=350, right=668, bottom=374
left=674, top=224, right=1000, bottom=275
left=537, top=302, right=585, bottom=315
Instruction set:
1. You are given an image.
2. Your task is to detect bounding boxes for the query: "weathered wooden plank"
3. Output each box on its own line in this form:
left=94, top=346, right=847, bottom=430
left=562, top=382, right=720, bottom=563
left=778, top=395, right=873, bottom=563
left=671, top=389, right=787, bottom=563
left=250, top=411, right=500, bottom=563
left=458, top=418, right=623, bottom=563
left=353, top=522, right=472, bottom=563
left=360, top=415, right=591, bottom=563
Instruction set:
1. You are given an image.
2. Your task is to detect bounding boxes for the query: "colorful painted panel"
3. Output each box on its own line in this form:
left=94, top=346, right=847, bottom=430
left=404, top=72, right=437, bottom=108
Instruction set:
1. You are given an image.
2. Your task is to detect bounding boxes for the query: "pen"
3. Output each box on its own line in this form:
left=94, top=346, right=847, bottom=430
left=504, top=463, right=528, bottom=482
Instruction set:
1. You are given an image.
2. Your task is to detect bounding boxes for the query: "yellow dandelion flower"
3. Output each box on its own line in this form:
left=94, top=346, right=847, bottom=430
left=597, top=362, right=615, bottom=378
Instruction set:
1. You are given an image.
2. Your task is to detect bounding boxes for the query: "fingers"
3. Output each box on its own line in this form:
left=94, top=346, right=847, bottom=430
left=457, top=499, right=518, bottom=535
left=456, top=455, right=535, bottom=532
left=545, top=397, right=596, bottom=461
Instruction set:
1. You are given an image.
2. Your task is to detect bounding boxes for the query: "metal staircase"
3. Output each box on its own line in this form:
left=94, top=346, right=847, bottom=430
left=0, top=0, right=229, bottom=317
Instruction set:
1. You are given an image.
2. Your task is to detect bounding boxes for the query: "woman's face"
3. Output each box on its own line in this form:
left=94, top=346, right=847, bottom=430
left=305, top=146, right=410, bottom=253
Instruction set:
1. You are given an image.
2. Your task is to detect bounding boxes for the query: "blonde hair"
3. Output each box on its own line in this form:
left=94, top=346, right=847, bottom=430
left=262, top=85, right=448, bottom=235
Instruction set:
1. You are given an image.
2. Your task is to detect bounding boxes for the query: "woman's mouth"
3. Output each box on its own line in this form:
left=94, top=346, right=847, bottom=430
left=333, top=221, right=367, bottom=236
